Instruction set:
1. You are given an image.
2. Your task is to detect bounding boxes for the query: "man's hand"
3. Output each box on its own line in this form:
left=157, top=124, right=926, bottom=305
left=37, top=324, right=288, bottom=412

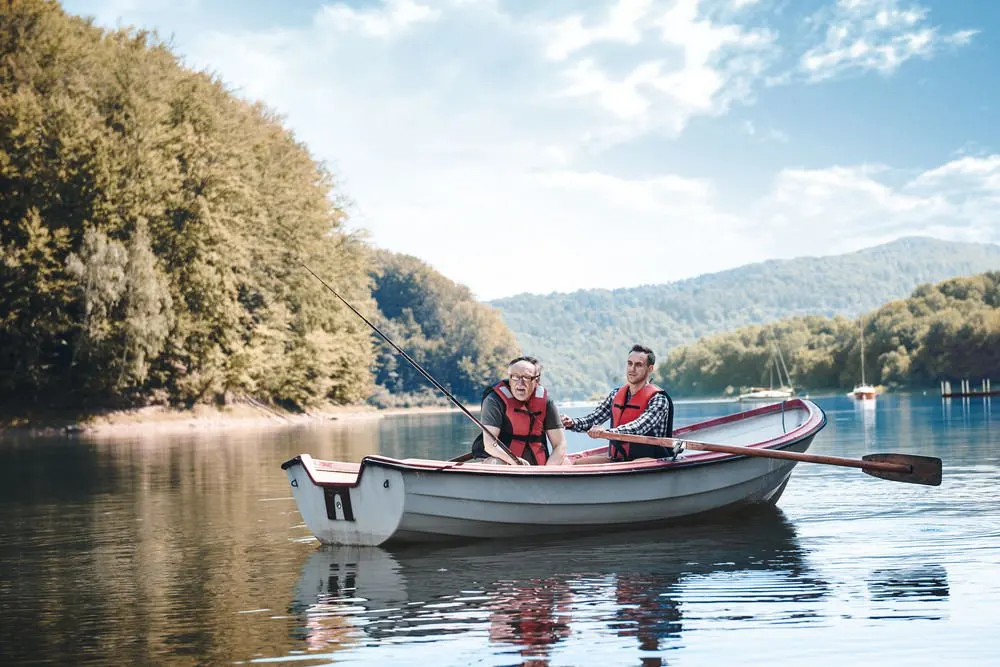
left=587, top=426, right=608, bottom=439
left=547, top=452, right=570, bottom=465
left=560, top=414, right=575, bottom=429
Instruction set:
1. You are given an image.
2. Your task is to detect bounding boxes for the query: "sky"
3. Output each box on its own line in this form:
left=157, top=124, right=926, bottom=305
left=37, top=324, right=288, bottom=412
left=60, top=0, right=1000, bottom=300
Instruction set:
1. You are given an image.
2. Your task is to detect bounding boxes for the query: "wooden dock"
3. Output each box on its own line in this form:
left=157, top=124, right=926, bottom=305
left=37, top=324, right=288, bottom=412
left=940, top=379, right=999, bottom=398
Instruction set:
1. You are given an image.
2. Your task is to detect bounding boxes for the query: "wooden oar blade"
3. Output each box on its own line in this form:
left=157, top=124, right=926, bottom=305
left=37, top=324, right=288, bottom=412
left=862, top=453, right=942, bottom=486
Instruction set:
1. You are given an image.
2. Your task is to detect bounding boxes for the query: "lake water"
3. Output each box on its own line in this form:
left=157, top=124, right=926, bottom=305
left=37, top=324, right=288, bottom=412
left=1, top=393, right=998, bottom=666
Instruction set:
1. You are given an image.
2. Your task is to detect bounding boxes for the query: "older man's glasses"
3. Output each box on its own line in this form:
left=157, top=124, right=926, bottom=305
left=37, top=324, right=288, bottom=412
left=509, top=374, right=540, bottom=384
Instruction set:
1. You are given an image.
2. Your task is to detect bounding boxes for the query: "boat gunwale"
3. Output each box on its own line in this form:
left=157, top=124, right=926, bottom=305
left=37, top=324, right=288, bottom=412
left=281, top=398, right=826, bottom=488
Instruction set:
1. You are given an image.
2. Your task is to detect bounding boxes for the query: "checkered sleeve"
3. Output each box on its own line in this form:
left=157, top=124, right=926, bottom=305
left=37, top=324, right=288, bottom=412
left=567, top=390, right=615, bottom=431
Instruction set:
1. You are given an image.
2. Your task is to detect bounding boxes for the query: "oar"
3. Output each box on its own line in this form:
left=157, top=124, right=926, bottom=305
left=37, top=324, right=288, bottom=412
left=299, top=262, right=525, bottom=466
left=592, top=431, right=942, bottom=486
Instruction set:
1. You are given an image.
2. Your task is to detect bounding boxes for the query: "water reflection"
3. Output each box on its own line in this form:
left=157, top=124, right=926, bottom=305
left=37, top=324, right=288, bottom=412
left=853, top=398, right=877, bottom=450
left=0, top=422, right=384, bottom=667
left=609, top=572, right=682, bottom=665
left=489, top=578, right=572, bottom=665
left=290, top=508, right=824, bottom=663
left=1, top=394, right=996, bottom=666
left=941, top=395, right=994, bottom=427
left=866, top=565, right=950, bottom=621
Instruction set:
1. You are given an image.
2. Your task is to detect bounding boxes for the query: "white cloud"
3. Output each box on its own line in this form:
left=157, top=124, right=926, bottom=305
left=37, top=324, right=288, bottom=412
left=559, top=58, right=660, bottom=121
left=546, top=0, right=778, bottom=143
left=58, top=0, right=991, bottom=300
left=800, top=0, right=978, bottom=81
left=752, top=157, right=1000, bottom=258
left=78, top=0, right=200, bottom=25
left=545, top=0, right=653, bottom=61
left=319, top=0, right=440, bottom=38
left=909, top=155, right=1000, bottom=192
left=742, top=119, right=788, bottom=143
left=355, top=155, right=1000, bottom=298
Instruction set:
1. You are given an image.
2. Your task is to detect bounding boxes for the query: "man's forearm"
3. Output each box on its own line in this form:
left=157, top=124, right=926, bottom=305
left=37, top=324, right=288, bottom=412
left=569, top=396, right=612, bottom=431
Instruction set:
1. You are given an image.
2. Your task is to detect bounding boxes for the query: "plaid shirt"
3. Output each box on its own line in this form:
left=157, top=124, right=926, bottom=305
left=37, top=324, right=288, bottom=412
left=566, top=387, right=672, bottom=437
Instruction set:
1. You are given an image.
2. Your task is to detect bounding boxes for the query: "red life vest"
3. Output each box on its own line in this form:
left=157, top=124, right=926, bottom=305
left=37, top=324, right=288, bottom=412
left=488, top=380, right=550, bottom=465
left=609, top=383, right=666, bottom=461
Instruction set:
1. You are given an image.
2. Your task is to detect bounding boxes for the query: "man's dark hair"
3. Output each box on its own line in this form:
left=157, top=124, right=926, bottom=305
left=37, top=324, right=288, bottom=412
left=508, top=355, right=542, bottom=374
left=630, top=344, right=655, bottom=366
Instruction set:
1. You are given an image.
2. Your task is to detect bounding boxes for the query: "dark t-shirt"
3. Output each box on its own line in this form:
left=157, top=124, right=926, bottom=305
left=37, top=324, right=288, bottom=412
left=481, top=392, right=561, bottom=431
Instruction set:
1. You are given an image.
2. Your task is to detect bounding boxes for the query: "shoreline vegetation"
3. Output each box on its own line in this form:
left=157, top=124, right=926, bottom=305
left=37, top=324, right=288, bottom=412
left=0, top=387, right=934, bottom=438
left=1, top=383, right=962, bottom=437
left=0, top=401, right=484, bottom=437
left=3, top=397, right=602, bottom=437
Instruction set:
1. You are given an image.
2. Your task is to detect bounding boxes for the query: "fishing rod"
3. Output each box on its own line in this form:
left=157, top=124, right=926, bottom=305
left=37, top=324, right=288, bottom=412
left=299, top=261, right=525, bottom=466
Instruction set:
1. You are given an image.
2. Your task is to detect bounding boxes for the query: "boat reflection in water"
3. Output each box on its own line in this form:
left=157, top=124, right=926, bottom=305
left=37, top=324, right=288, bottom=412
left=854, top=395, right=878, bottom=449
left=290, top=508, right=828, bottom=663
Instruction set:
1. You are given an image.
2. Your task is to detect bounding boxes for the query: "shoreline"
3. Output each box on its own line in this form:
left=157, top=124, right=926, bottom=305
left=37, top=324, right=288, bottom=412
left=0, top=402, right=480, bottom=437
left=3, top=389, right=914, bottom=438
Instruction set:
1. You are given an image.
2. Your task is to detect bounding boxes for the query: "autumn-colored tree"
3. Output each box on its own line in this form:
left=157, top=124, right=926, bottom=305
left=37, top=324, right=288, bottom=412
left=1, top=0, right=373, bottom=410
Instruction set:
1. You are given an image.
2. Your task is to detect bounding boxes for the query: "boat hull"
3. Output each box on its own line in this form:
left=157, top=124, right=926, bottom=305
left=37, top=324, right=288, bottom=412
left=282, top=399, right=827, bottom=546
left=850, top=384, right=878, bottom=400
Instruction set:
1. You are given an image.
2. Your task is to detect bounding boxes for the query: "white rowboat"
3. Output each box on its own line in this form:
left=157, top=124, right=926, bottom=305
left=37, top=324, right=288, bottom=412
left=281, top=398, right=828, bottom=546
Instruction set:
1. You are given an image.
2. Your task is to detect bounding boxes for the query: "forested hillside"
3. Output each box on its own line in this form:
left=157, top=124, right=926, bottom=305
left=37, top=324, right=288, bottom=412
left=367, top=250, right=519, bottom=407
left=0, top=0, right=519, bottom=415
left=658, top=272, right=1000, bottom=395
left=492, top=238, right=1000, bottom=399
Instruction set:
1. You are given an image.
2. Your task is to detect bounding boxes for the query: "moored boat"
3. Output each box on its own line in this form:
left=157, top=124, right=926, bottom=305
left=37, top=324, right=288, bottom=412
left=850, top=383, right=878, bottom=400
left=739, top=339, right=797, bottom=403
left=738, top=387, right=795, bottom=402
left=851, top=319, right=878, bottom=400
left=281, top=398, right=828, bottom=546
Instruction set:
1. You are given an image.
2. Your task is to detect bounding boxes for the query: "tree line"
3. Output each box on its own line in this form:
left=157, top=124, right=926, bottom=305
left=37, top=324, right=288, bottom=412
left=491, top=237, right=1000, bottom=399
left=0, top=0, right=517, bottom=416
left=656, top=272, right=1000, bottom=395
left=366, top=249, right=519, bottom=408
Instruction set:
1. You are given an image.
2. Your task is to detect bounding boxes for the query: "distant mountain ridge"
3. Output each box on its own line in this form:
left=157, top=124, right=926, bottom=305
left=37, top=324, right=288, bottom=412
left=489, top=237, right=1000, bottom=400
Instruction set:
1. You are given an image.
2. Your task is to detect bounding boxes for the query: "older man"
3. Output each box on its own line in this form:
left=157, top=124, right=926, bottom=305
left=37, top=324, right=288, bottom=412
left=472, top=355, right=570, bottom=465
left=561, top=344, right=676, bottom=463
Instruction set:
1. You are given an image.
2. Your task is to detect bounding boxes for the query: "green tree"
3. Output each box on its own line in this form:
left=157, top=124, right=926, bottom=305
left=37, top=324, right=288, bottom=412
left=1, top=0, right=374, bottom=411
left=368, top=249, right=520, bottom=405
left=656, top=272, right=1000, bottom=395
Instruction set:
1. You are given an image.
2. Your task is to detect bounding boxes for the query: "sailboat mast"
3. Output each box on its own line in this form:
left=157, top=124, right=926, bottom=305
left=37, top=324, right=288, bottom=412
left=773, top=341, right=794, bottom=388
left=859, top=325, right=866, bottom=385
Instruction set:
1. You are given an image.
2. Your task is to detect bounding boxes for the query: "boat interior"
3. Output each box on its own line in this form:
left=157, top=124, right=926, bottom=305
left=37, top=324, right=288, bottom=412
left=294, top=399, right=820, bottom=486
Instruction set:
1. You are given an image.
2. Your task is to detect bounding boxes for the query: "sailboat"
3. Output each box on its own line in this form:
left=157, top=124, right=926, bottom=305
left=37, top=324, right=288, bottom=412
left=850, top=323, right=877, bottom=400
left=739, top=342, right=795, bottom=403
